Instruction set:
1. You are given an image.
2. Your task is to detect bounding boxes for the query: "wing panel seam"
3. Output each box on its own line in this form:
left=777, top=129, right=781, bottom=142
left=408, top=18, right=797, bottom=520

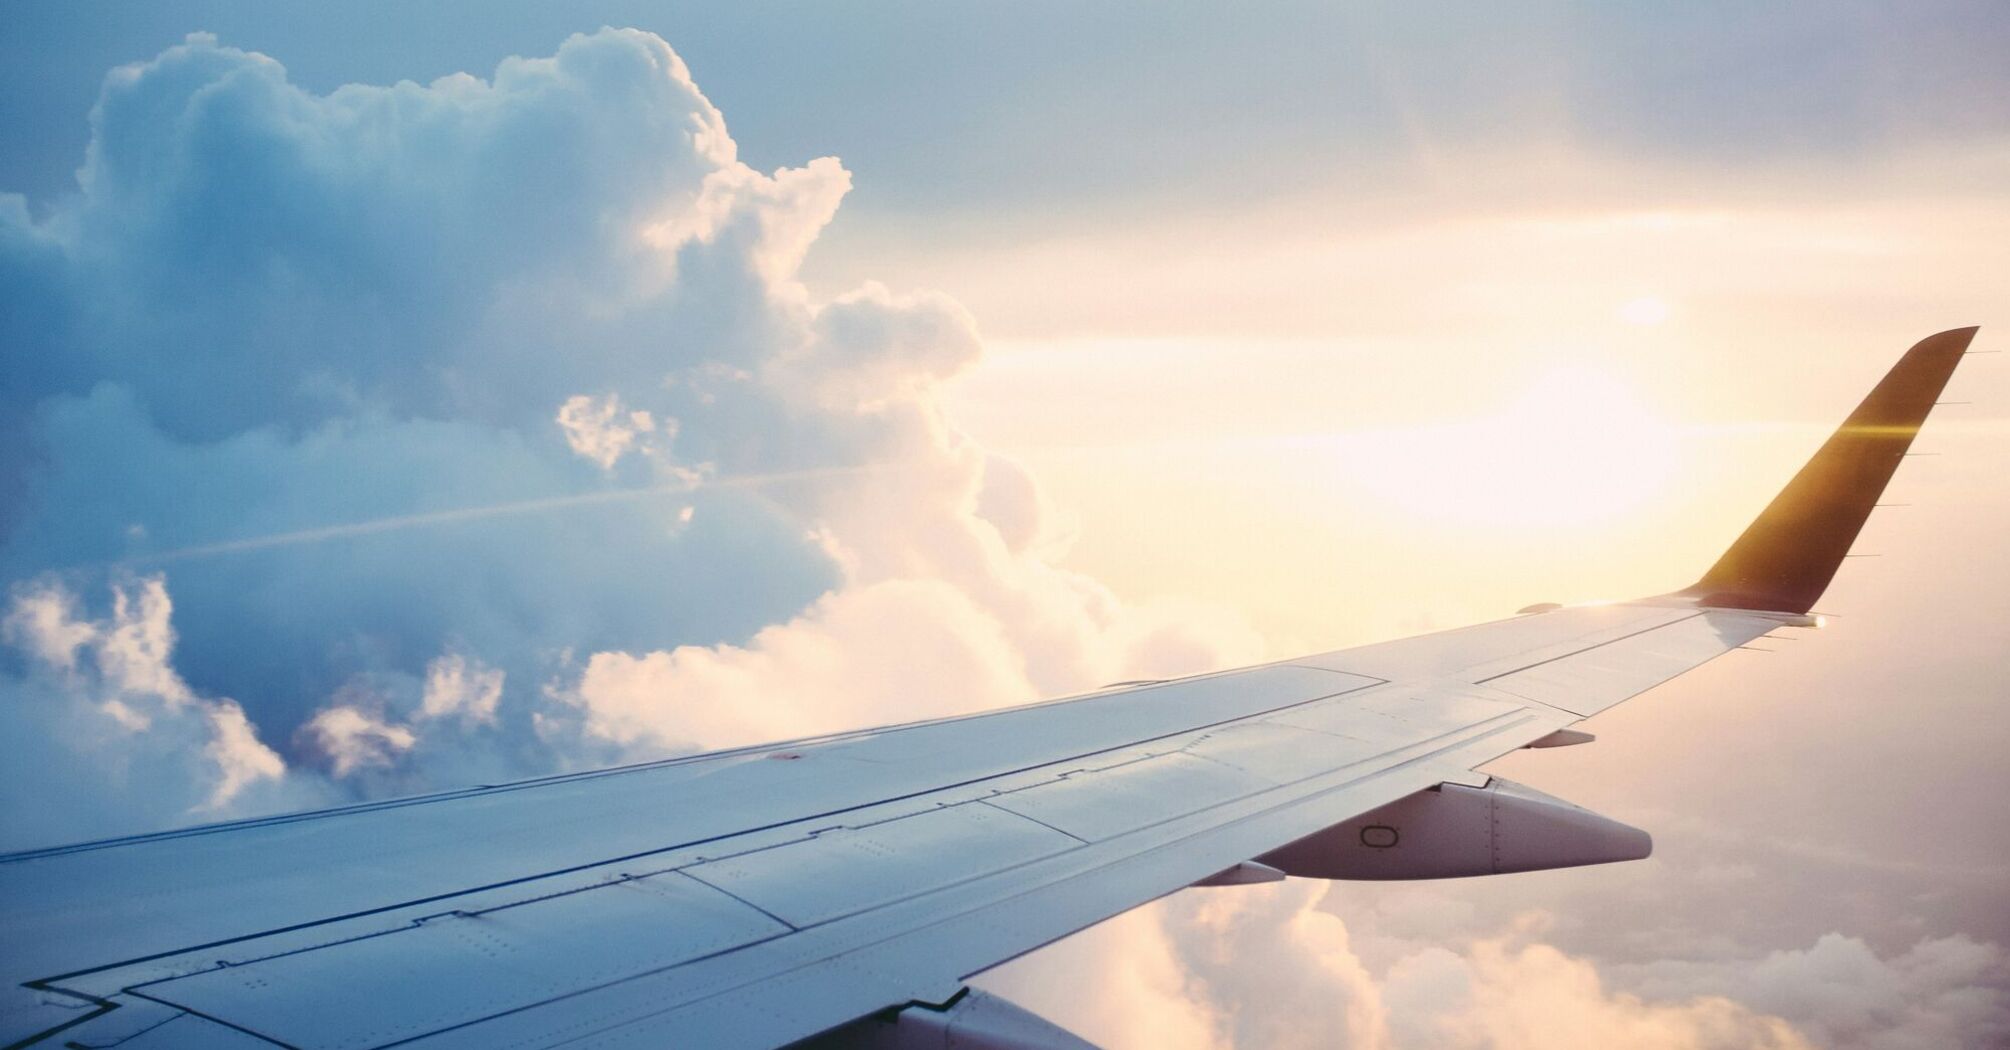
left=1470, top=612, right=1704, bottom=685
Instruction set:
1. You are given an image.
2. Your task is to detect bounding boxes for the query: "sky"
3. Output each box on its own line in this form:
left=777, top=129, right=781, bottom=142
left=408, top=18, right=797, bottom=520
left=2, top=5, right=2007, bottom=1048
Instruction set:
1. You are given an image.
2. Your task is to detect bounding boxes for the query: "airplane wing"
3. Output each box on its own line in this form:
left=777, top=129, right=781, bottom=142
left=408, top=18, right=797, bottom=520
left=0, top=327, right=1977, bottom=1050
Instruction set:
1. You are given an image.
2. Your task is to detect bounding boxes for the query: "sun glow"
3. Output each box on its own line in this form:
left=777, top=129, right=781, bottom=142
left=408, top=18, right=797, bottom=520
left=1328, top=367, right=1682, bottom=528
left=1618, top=296, right=1671, bottom=326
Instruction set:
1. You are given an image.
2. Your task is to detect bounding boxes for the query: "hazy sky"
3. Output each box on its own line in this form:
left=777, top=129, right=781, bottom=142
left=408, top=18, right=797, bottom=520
left=2, top=6, right=2006, bottom=1048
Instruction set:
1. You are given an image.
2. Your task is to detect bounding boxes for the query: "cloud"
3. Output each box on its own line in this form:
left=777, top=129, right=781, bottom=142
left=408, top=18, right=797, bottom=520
left=989, top=882, right=2007, bottom=1050
left=1385, top=934, right=1812, bottom=1050
left=560, top=578, right=1033, bottom=753
left=974, top=903, right=1221, bottom=1050
left=298, top=702, right=418, bottom=777
left=0, top=576, right=311, bottom=848
left=1619, top=932, right=2010, bottom=1050
left=1167, top=883, right=1392, bottom=1050
left=205, top=699, right=289, bottom=807
left=0, top=27, right=1261, bottom=840
left=555, top=393, right=661, bottom=470
left=419, top=650, right=504, bottom=726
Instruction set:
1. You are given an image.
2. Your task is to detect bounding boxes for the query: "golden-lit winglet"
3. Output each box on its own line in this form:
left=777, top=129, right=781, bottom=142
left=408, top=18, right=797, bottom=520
left=1682, top=326, right=1979, bottom=614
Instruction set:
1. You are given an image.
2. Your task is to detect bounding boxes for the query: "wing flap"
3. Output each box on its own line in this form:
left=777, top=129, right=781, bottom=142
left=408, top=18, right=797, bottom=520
left=125, top=872, right=789, bottom=1050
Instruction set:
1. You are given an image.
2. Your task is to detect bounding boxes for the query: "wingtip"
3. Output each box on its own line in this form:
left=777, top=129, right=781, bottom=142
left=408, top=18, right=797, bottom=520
left=1916, top=326, right=1981, bottom=358
left=1681, top=326, right=1974, bottom=614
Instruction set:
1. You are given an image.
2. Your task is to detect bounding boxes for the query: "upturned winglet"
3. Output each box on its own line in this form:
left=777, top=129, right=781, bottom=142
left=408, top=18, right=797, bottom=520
left=1683, top=326, right=1979, bottom=614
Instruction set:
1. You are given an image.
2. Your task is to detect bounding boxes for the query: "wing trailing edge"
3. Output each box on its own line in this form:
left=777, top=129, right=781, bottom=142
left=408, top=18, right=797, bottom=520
left=1683, top=326, right=1978, bottom=614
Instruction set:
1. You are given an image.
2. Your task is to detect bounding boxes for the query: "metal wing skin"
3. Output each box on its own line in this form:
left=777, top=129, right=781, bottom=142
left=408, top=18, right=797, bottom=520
left=0, top=328, right=1977, bottom=1050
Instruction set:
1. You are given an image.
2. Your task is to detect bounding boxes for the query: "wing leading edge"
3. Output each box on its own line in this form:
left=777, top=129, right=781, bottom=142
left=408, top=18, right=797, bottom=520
left=0, top=328, right=1977, bottom=1050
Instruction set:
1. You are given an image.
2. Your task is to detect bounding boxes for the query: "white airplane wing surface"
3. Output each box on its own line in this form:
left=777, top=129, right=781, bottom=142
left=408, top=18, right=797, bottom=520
left=0, top=327, right=1978, bottom=1050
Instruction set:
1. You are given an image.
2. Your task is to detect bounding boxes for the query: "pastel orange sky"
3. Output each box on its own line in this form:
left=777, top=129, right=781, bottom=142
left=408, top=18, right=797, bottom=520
left=930, top=188, right=2007, bottom=647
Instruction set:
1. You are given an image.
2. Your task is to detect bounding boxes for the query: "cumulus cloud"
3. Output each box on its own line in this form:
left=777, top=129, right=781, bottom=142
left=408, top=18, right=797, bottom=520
left=1619, top=931, right=2010, bottom=1050
left=555, top=393, right=661, bottom=470
left=0, top=576, right=305, bottom=848
left=973, top=903, right=1220, bottom=1050
left=298, top=702, right=418, bottom=777
left=560, top=578, right=1032, bottom=751
left=1381, top=934, right=1811, bottom=1050
left=420, top=650, right=504, bottom=726
left=988, top=883, right=2007, bottom=1050
left=0, top=27, right=1259, bottom=837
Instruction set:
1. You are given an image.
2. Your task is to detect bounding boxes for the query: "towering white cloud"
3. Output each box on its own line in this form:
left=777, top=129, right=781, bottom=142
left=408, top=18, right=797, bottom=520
left=0, top=27, right=1260, bottom=834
